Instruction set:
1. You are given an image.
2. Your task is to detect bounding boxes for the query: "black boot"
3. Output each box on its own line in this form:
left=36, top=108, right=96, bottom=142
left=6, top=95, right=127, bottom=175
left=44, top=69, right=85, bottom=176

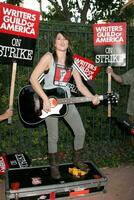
left=48, top=153, right=61, bottom=179
left=73, top=149, right=89, bottom=172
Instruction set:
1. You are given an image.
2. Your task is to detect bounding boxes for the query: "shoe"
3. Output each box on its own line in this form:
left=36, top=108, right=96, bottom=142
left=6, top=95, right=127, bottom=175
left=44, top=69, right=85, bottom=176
left=73, top=149, right=89, bottom=172
left=48, top=153, right=61, bottom=179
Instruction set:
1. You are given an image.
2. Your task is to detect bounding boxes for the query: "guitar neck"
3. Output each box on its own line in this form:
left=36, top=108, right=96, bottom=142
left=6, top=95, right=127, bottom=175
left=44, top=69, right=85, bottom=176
left=58, top=96, right=94, bottom=105
left=58, top=95, right=104, bottom=105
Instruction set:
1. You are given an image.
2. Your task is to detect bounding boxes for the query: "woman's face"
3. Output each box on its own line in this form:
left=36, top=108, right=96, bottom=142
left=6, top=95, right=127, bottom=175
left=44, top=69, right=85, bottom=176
left=54, top=33, right=69, bottom=52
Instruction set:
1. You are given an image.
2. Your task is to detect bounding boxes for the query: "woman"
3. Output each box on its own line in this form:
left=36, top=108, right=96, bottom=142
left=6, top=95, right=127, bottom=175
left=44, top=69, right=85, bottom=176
left=0, top=109, right=13, bottom=122
left=30, top=31, right=100, bottom=179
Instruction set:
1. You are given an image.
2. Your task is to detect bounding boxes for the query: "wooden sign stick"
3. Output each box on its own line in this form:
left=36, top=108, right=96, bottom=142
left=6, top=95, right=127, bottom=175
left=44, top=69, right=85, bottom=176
left=8, top=61, right=17, bottom=124
left=107, top=66, right=112, bottom=118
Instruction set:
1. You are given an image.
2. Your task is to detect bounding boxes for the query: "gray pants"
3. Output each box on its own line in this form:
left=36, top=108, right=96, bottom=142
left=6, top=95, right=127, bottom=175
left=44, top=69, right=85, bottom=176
left=45, top=104, right=86, bottom=153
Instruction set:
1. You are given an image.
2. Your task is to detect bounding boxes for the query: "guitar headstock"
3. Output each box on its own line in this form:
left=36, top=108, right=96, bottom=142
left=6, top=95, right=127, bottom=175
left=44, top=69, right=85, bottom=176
left=103, top=92, right=119, bottom=106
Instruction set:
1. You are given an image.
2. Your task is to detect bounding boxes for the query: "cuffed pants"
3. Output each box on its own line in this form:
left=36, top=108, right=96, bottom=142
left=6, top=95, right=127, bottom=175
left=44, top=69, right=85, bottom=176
left=45, top=104, right=86, bottom=153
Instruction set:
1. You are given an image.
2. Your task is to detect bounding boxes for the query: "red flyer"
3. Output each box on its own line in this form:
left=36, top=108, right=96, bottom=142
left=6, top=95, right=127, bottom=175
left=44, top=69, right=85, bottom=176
left=73, top=54, right=101, bottom=81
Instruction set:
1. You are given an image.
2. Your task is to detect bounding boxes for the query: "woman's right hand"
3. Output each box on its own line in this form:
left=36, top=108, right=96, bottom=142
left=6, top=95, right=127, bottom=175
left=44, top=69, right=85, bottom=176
left=43, top=98, right=51, bottom=113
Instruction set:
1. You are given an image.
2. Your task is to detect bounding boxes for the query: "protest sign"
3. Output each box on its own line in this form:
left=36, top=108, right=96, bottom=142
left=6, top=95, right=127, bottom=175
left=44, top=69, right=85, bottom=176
left=93, top=22, right=126, bottom=67
left=0, top=3, right=40, bottom=65
left=0, top=3, right=40, bottom=123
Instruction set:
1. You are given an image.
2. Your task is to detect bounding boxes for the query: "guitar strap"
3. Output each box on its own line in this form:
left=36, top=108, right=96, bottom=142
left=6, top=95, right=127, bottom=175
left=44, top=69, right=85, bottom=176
left=38, top=73, right=45, bottom=84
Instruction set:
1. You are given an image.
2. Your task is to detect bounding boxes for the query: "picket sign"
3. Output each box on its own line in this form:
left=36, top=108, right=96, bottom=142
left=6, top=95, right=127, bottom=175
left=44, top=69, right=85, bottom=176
left=8, top=61, right=17, bottom=124
left=107, top=66, right=112, bottom=118
left=0, top=3, right=40, bottom=124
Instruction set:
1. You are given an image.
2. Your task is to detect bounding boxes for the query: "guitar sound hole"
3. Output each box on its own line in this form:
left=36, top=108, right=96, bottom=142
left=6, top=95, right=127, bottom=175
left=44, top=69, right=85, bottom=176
left=49, top=98, right=58, bottom=108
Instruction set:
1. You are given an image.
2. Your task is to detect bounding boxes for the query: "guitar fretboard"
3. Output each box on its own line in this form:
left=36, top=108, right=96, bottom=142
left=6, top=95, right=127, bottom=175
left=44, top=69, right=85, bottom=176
left=58, top=96, right=91, bottom=105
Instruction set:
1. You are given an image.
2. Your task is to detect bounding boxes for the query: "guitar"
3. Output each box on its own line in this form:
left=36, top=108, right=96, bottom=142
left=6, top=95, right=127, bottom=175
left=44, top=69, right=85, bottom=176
left=18, top=85, right=119, bottom=126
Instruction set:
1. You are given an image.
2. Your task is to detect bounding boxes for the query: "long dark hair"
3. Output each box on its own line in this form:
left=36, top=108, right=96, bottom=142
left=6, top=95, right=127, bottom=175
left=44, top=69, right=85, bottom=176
left=52, top=31, right=74, bottom=69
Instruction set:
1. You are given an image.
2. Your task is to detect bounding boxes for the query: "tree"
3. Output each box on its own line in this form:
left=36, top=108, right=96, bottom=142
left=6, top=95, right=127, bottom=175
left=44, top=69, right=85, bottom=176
left=42, top=0, right=126, bottom=23
left=37, top=0, right=43, bottom=15
left=6, top=0, right=23, bottom=6
left=92, top=0, right=126, bottom=22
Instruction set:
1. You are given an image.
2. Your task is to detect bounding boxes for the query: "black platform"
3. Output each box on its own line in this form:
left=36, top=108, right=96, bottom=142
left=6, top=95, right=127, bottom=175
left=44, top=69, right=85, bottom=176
left=5, top=161, right=108, bottom=199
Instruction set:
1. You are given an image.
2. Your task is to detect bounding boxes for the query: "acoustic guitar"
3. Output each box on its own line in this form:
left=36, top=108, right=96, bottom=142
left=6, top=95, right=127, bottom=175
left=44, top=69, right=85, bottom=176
left=18, top=85, right=119, bottom=126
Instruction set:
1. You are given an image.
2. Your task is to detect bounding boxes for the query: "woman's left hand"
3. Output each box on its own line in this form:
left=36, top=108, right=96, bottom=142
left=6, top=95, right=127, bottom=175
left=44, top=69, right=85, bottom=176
left=92, top=95, right=100, bottom=105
